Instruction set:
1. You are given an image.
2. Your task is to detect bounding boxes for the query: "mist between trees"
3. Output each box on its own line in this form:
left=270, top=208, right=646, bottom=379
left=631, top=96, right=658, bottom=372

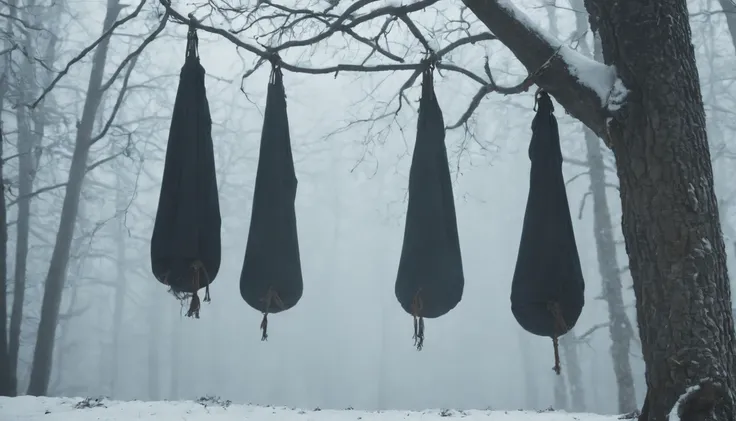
left=1, top=1, right=736, bottom=421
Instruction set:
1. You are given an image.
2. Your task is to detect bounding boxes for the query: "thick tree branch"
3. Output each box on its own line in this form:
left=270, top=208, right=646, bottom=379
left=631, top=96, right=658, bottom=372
left=460, top=0, right=613, bottom=139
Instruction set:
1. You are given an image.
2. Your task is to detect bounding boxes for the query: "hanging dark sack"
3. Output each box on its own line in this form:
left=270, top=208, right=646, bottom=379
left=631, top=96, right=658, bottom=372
left=510, top=91, right=585, bottom=373
left=150, top=24, right=221, bottom=318
left=240, top=62, right=303, bottom=341
left=395, top=67, right=464, bottom=351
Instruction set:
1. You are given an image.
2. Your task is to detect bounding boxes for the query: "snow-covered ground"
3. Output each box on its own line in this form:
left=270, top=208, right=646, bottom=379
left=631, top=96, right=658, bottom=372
left=0, top=396, right=622, bottom=421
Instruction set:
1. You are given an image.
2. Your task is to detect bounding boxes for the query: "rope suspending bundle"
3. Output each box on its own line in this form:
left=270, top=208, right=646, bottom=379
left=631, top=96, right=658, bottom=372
left=510, top=90, right=585, bottom=374
left=150, top=19, right=222, bottom=316
left=239, top=61, right=303, bottom=339
left=395, top=65, right=464, bottom=350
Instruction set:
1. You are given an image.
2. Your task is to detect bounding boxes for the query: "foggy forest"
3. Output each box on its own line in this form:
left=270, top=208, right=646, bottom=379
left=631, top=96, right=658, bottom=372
left=1, top=0, right=735, bottom=421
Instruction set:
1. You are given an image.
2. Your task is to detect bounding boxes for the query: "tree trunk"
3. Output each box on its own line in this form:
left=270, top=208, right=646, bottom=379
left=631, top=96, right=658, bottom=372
left=26, top=0, right=123, bottom=396
left=9, top=62, right=37, bottom=392
left=9, top=0, right=56, bottom=391
left=0, top=108, right=12, bottom=397
left=560, top=333, right=585, bottom=412
left=2, top=0, right=21, bottom=395
left=48, top=265, right=83, bottom=396
left=588, top=2, right=736, bottom=420
left=109, top=170, right=127, bottom=397
left=0, top=23, right=10, bottom=398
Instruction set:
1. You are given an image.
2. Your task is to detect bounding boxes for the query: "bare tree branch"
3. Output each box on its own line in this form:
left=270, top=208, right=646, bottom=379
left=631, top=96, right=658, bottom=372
left=29, top=0, right=149, bottom=109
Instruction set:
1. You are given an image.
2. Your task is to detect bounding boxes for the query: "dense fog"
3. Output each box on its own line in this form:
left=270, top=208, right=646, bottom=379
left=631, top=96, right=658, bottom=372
left=2, top=0, right=735, bottom=416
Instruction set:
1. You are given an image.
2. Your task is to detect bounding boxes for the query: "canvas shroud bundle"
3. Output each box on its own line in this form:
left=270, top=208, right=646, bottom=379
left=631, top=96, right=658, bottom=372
left=150, top=23, right=222, bottom=318
left=395, top=66, right=465, bottom=350
left=511, top=91, right=585, bottom=374
left=240, top=60, right=303, bottom=340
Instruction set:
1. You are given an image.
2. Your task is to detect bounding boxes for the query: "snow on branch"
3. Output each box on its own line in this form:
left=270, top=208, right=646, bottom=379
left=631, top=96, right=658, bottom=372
left=461, top=0, right=626, bottom=139
left=494, top=0, right=627, bottom=111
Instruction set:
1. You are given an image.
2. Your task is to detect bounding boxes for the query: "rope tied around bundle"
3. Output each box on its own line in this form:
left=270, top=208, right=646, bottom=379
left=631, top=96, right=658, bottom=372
left=260, top=287, right=285, bottom=341
left=533, top=87, right=550, bottom=112
left=185, top=16, right=199, bottom=60
left=547, top=301, right=567, bottom=375
left=411, top=289, right=425, bottom=351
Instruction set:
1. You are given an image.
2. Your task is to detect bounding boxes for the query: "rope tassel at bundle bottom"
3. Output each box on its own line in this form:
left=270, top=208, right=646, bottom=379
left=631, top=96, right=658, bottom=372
left=412, top=291, right=425, bottom=351
left=162, top=260, right=212, bottom=318
left=259, top=287, right=285, bottom=341
left=548, top=301, right=568, bottom=375
left=510, top=90, right=585, bottom=374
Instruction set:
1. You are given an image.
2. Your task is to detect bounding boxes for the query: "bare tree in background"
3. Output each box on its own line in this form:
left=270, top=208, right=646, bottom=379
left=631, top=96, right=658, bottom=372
left=0, top=11, right=12, bottom=393
left=0, top=113, right=11, bottom=397
left=26, top=0, right=167, bottom=395
left=6, top=1, right=62, bottom=394
left=107, top=170, right=125, bottom=396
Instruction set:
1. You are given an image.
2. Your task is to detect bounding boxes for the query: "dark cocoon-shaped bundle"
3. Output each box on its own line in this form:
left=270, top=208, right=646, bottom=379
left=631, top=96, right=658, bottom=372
left=240, top=63, right=303, bottom=341
left=511, top=91, right=584, bottom=371
left=395, top=68, right=464, bottom=350
left=150, top=25, right=221, bottom=319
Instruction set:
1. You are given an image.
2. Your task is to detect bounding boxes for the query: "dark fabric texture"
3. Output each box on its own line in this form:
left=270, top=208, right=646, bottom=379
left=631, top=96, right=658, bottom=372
left=239, top=65, right=303, bottom=314
left=394, top=69, right=464, bottom=319
left=511, top=91, right=585, bottom=338
left=150, top=27, right=221, bottom=294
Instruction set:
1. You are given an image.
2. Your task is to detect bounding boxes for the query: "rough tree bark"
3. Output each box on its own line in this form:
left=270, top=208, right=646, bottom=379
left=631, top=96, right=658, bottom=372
left=568, top=0, right=638, bottom=412
left=458, top=0, right=736, bottom=419
left=589, top=2, right=735, bottom=420
left=26, top=0, right=124, bottom=395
